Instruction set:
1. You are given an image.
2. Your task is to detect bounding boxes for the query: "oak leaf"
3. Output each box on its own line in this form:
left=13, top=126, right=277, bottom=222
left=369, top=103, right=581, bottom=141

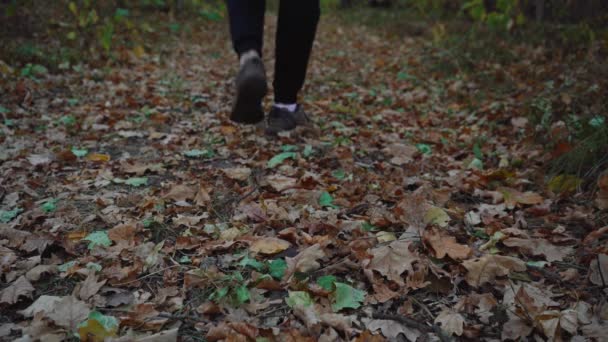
left=463, top=254, right=526, bottom=287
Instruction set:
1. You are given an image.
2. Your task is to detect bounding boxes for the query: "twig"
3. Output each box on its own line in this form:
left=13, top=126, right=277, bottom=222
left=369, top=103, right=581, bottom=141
left=112, top=264, right=184, bottom=286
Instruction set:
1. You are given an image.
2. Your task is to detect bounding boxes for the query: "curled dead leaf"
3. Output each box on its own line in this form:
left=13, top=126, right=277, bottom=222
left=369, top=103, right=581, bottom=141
left=250, top=237, right=291, bottom=255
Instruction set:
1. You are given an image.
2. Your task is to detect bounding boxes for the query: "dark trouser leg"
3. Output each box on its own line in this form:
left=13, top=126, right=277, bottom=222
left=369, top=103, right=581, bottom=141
left=227, top=0, right=266, bottom=57
left=274, top=0, right=320, bottom=104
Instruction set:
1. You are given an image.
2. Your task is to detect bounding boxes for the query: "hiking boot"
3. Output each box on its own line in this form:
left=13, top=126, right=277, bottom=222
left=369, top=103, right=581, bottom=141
left=266, top=106, right=297, bottom=135
left=231, top=56, right=267, bottom=124
left=266, top=105, right=312, bottom=135
left=290, top=105, right=312, bottom=126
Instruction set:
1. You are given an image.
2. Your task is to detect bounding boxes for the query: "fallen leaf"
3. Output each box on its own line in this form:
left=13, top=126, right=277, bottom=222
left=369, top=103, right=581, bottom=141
left=250, top=237, right=291, bottom=255
left=77, top=311, right=119, bottom=341
left=463, top=254, right=526, bottom=287
left=47, top=296, right=91, bottom=331
left=424, top=206, right=450, bottom=227
left=503, top=237, right=573, bottom=262
left=267, top=174, right=297, bottom=192
left=363, top=318, right=421, bottom=341
left=222, top=167, right=251, bottom=181
left=86, top=153, right=111, bottom=163
left=19, top=295, right=62, bottom=317
left=25, top=264, right=57, bottom=281
left=331, top=282, right=365, bottom=312
left=0, top=276, right=35, bottom=304
left=164, top=184, right=197, bottom=202
left=79, top=271, right=107, bottom=301
left=284, top=244, right=326, bottom=280
left=423, top=227, right=471, bottom=259
left=367, top=240, right=418, bottom=286
left=435, top=308, right=465, bottom=336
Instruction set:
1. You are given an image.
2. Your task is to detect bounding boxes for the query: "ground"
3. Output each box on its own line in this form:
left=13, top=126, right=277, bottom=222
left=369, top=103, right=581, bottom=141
left=1, top=8, right=607, bottom=342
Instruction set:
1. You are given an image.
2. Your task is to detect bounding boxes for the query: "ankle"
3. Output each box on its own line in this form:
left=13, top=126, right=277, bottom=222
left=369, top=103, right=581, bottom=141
left=239, top=50, right=259, bottom=66
left=274, top=102, right=298, bottom=112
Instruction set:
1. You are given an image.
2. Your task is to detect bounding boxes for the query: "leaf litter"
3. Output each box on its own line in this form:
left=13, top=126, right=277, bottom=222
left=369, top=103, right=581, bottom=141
left=0, top=10, right=607, bottom=342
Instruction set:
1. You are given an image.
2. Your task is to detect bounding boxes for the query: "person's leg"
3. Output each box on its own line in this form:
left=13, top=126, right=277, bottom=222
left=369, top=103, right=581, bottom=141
left=273, top=0, right=320, bottom=106
left=227, top=0, right=265, bottom=57
left=227, top=0, right=267, bottom=124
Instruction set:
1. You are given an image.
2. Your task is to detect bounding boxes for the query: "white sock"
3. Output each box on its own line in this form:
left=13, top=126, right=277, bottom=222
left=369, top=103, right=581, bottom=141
left=239, top=50, right=259, bottom=66
left=274, top=102, right=298, bottom=112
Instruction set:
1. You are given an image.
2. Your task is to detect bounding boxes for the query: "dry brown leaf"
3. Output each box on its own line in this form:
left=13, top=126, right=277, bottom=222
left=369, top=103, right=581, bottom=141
left=434, top=308, right=465, bottom=336
left=463, top=254, right=526, bottom=287
left=266, top=174, right=297, bottom=192
left=222, top=167, right=251, bottom=181
left=284, top=244, right=326, bottom=281
left=164, top=184, right=197, bottom=202
left=382, top=143, right=417, bottom=166
left=78, top=271, right=107, bottom=301
left=499, top=187, right=543, bottom=208
left=353, top=330, right=386, bottom=342
left=423, top=227, right=471, bottom=260
left=363, top=318, right=421, bottom=341
left=47, top=296, right=91, bottom=331
left=250, top=237, right=291, bottom=255
left=367, top=240, right=418, bottom=286
left=501, top=316, right=533, bottom=340
left=108, top=223, right=138, bottom=243
left=25, top=264, right=57, bottom=281
left=0, top=276, right=35, bottom=304
left=19, top=295, right=62, bottom=317
left=503, top=237, right=573, bottom=262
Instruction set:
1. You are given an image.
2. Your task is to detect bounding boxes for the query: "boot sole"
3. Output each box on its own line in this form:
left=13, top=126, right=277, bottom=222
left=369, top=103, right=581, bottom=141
left=231, top=74, right=267, bottom=124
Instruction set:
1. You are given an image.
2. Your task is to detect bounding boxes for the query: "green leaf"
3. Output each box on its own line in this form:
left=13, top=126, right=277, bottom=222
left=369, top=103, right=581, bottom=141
left=71, top=147, right=88, bottom=157
left=267, top=152, right=297, bottom=168
left=424, top=206, right=450, bottom=228
left=124, top=177, right=148, bottom=187
left=114, top=8, right=129, bottom=18
left=239, top=256, right=265, bottom=272
left=285, top=291, right=314, bottom=308
left=548, top=174, right=582, bottom=194
left=0, top=105, right=9, bottom=114
left=58, top=260, right=78, bottom=272
left=68, top=2, right=78, bottom=15
left=179, top=256, right=191, bottom=264
left=234, top=285, right=250, bottom=304
left=86, top=262, right=102, bottom=272
left=589, top=115, right=605, bottom=128
left=41, top=198, right=58, bottom=213
left=211, top=287, right=228, bottom=301
left=303, top=145, right=314, bottom=157
left=416, top=143, right=432, bottom=155
left=319, top=191, right=339, bottom=209
left=331, top=282, right=365, bottom=312
left=0, top=208, right=22, bottom=223
left=281, top=144, right=298, bottom=152
left=317, top=275, right=337, bottom=291
left=184, top=149, right=214, bottom=158
left=473, top=142, right=483, bottom=159
left=268, top=259, right=287, bottom=280
left=468, top=157, right=484, bottom=170
left=83, top=231, right=112, bottom=249
left=77, top=311, right=119, bottom=341
left=168, top=23, right=180, bottom=33
left=361, top=222, right=377, bottom=232
left=332, top=169, right=346, bottom=180
left=59, top=115, right=76, bottom=126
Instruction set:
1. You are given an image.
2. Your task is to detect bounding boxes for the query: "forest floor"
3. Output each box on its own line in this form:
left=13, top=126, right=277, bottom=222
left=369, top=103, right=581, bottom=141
left=1, top=8, right=607, bottom=342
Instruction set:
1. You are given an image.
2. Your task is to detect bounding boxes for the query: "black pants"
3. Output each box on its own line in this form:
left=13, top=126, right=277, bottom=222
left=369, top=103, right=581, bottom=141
left=227, top=0, right=320, bottom=104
